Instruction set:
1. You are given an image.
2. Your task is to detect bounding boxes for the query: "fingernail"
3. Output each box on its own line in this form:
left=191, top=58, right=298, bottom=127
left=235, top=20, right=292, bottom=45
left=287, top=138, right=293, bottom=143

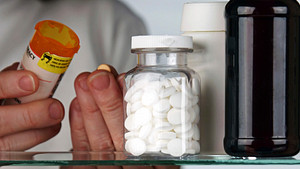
left=49, top=101, right=63, bottom=120
left=97, top=64, right=112, bottom=72
left=90, top=72, right=110, bottom=91
left=78, top=76, right=89, bottom=91
left=19, top=75, right=35, bottom=91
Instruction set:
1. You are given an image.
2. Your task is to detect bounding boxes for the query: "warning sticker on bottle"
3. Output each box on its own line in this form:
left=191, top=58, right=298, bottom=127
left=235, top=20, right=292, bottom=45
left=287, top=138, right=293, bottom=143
left=37, top=52, right=72, bottom=74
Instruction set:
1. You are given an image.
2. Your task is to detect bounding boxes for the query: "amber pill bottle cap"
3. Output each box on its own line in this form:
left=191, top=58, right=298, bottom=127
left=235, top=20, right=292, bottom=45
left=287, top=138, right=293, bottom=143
left=29, top=20, right=80, bottom=58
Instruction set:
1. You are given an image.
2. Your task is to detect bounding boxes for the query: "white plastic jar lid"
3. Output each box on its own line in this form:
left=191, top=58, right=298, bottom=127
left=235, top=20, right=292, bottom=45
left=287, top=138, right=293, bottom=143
left=131, top=35, right=193, bottom=51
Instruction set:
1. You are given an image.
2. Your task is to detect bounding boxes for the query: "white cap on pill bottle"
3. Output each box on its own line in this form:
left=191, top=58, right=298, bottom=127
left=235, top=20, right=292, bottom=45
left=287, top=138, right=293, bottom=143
left=181, top=1, right=227, bottom=32
left=131, top=35, right=193, bottom=51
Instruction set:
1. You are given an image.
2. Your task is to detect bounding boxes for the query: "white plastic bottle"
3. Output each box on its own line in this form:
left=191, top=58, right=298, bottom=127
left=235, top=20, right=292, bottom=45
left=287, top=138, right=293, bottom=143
left=181, top=1, right=227, bottom=155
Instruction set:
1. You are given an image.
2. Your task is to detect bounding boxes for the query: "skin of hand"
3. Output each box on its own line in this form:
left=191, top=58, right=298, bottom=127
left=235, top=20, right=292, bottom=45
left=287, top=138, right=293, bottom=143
left=69, top=65, right=180, bottom=169
left=0, top=62, right=64, bottom=151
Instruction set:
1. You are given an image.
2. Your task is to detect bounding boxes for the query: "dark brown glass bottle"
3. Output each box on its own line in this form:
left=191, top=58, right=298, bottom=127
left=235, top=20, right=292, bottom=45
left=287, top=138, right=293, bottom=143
left=224, top=0, right=300, bottom=157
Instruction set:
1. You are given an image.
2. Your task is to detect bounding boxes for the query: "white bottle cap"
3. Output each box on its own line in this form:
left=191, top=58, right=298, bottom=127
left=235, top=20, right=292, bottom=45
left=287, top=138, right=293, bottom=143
left=181, top=1, right=227, bottom=32
left=131, top=35, right=193, bottom=51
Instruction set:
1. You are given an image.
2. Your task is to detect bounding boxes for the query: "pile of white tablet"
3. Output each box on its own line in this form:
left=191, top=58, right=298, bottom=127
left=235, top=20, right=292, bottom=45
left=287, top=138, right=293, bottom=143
left=124, top=76, right=200, bottom=157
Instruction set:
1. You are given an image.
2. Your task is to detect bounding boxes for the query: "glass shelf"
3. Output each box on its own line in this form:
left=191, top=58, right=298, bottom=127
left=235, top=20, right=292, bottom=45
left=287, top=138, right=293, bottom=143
left=0, top=151, right=300, bottom=166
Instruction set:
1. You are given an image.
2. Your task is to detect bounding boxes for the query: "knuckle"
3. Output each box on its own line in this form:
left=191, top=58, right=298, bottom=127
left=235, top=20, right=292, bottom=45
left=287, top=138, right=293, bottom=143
left=76, top=139, right=90, bottom=151
left=85, top=104, right=100, bottom=115
left=22, top=109, right=38, bottom=128
left=101, top=98, right=123, bottom=118
left=90, top=135, right=114, bottom=151
left=96, top=139, right=114, bottom=151
left=0, top=83, right=8, bottom=99
left=0, top=138, right=12, bottom=151
left=0, top=110, right=14, bottom=136
left=73, top=125, right=86, bottom=135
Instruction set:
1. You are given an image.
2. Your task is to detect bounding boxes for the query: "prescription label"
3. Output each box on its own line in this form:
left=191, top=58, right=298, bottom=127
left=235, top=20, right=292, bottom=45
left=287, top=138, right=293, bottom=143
left=8, top=46, right=67, bottom=104
left=38, top=52, right=72, bottom=74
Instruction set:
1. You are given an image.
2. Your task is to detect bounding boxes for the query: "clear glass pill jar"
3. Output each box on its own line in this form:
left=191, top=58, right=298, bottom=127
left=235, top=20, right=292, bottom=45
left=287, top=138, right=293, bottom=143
left=123, top=35, right=201, bottom=158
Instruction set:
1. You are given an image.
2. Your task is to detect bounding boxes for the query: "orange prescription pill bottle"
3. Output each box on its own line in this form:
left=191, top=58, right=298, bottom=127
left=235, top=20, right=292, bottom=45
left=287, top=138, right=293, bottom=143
left=8, top=20, right=80, bottom=104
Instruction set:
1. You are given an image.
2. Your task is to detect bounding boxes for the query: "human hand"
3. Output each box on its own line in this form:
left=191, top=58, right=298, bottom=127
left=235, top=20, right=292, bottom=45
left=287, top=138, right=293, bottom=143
left=0, top=63, right=64, bottom=150
left=69, top=65, right=179, bottom=169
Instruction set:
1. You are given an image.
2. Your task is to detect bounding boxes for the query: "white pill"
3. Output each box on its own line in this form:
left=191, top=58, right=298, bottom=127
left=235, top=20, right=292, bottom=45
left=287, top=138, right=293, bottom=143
left=125, top=107, right=152, bottom=131
left=159, top=86, right=176, bottom=98
left=174, top=123, right=192, bottom=134
left=177, top=128, right=194, bottom=140
left=153, top=99, right=171, bottom=114
left=156, top=140, right=169, bottom=148
left=147, top=130, right=158, bottom=144
left=153, top=110, right=168, bottom=118
left=131, top=101, right=143, bottom=113
left=125, top=115, right=140, bottom=131
left=135, top=107, right=152, bottom=126
left=161, top=148, right=170, bottom=155
left=192, top=124, right=200, bottom=140
left=141, top=89, right=159, bottom=106
left=153, top=118, right=168, bottom=124
left=138, top=123, right=152, bottom=139
left=187, top=107, right=195, bottom=122
left=167, top=108, right=184, bottom=125
left=154, top=121, right=174, bottom=131
left=132, top=79, right=149, bottom=91
left=146, top=145, right=161, bottom=152
left=186, top=149, right=196, bottom=154
left=190, top=96, right=199, bottom=106
left=125, top=131, right=138, bottom=140
left=167, top=138, right=185, bottom=157
left=157, top=132, right=177, bottom=140
left=192, top=78, right=201, bottom=96
left=125, top=138, right=146, bottom=156
left=126, top=102, right=132, bottom=116
left=169, top=92, right=188, bottom=109
left=162, top=79, right=172, bottom=88
left=145, top=81, right=162, bottom=93
left=124, top=87, right=133, bottom=102
left=130, top=89, right=143, bottom=103
left=185, top=112, right=191, bottom=123
left=170, top=78, right=181, bottom=91
left=192, top=105, right=200, bottom=124
left=125, top=140, right=131, bottom=152
left=190, top=140, right=200, bottom=153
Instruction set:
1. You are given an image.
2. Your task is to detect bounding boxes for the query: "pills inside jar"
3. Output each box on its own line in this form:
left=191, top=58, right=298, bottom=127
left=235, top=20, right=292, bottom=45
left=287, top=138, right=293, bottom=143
left=124, top=74, right=200, bottom=157
left=124, top=35, right=200, bottom=157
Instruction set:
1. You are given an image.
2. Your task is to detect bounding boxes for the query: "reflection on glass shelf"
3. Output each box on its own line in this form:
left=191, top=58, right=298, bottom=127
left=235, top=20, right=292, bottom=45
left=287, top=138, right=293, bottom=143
left=0, top=151, right=299, bottom=166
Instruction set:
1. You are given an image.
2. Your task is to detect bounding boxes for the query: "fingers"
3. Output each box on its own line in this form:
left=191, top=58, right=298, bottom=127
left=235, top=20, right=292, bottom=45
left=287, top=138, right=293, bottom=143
left=0, top=124, right=61, bottom=151
left=0, top=98, right=64, bottom=136
left=87, top=70, right=124, bottom=151
left=0, top=70, right=39, bottom=99
left=69, top=98, right=90, bottom=151
left=74, top=72, right=115, bottom=151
